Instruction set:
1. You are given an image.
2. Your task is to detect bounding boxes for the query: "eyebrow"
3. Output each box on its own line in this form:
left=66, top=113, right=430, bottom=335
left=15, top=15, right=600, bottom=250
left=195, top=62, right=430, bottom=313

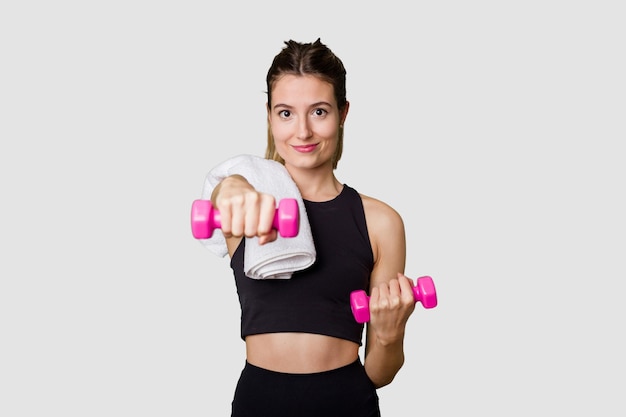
left=272, top=101, right=333, bottom=110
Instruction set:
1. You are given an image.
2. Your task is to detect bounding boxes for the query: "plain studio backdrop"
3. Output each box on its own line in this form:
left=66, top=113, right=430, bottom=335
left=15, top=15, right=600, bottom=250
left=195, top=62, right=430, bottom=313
left=1, top=1, right=624, bottom=416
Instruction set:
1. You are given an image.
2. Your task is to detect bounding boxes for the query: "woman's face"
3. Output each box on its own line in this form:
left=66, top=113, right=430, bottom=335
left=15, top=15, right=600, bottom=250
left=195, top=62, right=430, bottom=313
left=268, top=74, right=346, bottom=171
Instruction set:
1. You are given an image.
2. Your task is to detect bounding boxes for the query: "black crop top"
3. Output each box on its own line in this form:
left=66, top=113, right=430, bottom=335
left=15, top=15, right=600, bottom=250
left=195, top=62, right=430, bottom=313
left=230, top=184, right=374, bottom=345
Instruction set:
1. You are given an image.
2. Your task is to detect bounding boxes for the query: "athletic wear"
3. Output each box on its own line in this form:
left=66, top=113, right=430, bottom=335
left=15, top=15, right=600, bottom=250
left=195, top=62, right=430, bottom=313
left=230, top=184, right=374, bottom=345
left=231, top=358, right=381, bottom=417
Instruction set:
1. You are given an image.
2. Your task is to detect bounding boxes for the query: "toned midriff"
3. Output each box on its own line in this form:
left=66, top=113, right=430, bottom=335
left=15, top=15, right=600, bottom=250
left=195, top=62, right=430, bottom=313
left=245, top=332, right=360, bottom=373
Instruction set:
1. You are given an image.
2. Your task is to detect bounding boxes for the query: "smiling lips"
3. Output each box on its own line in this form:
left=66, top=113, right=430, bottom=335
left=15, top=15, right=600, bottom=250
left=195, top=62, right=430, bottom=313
left=292, top=144, right=318, bottom=153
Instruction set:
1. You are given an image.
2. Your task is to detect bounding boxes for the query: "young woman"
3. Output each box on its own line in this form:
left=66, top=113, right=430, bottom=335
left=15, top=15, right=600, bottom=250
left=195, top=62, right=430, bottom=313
left=210, top=38, right=417, bottom=417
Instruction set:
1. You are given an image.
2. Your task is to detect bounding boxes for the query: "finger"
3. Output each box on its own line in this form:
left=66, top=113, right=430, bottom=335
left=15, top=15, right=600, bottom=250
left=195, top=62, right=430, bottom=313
left=217, top=199, right=234, bottom=237
left=388, top=278, right=401, bottom=296
left=398, top=272, right=414, bottom=288
left=228, top=196, right=248, bottom=237
left=395, top=275, right=417, bottom=310
left=369, top=285, right=380, bottom=305
left=243, top=193, right=262, bottom=238
left=258, top=229, right=278, bottom=245
left=387, top=279, right=402, bottom=309
left=257, top=194, right=277, bottom=236
left=373, top=282, right=392, bottom=311
left=397, top=273, right=415, bottom=301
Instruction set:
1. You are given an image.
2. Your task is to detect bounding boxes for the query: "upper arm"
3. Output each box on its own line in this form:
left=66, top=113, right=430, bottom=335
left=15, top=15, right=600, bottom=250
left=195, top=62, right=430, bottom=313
left=362, top=194, right=406, bottom=289
left=361, top=194, right=406, bottom=352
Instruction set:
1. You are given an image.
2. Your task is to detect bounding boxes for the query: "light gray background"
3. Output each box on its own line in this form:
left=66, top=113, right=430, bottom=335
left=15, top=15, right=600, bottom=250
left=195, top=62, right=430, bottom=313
left=1, top=1, right=624, bottom=416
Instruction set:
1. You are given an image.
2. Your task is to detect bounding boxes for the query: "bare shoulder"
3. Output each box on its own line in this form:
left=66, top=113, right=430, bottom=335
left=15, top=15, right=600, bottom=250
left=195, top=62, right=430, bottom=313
left=360, top=193, right=405, bottom=233
left=359, top=193, right=406, bottom=268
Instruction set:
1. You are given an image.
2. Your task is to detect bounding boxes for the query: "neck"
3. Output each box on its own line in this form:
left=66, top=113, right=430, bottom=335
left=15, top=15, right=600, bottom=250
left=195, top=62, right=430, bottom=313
left=286, top=166, right=342, bottom=202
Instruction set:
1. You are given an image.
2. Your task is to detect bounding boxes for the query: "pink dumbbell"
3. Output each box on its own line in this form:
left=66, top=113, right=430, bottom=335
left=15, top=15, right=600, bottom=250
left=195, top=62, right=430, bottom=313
left=350, top=275, right=438, bottom=323
left=190, top=198, right=299, bottom=239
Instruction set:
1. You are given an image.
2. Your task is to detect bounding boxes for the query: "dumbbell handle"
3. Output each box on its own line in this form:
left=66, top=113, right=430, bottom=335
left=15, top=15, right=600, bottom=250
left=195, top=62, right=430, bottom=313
left=350, top=275, right=437, bottom=323
left=191, top=198, right=299, bottom=239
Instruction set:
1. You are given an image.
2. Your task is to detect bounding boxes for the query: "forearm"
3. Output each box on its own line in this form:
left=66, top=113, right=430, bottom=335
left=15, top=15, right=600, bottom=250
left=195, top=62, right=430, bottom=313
left=363, top=337, right=405, bottom=388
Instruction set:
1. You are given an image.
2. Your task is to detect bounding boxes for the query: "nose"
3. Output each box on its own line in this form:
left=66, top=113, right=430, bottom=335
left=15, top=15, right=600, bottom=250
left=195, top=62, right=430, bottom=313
left=296, top=117, right=313, bottom=140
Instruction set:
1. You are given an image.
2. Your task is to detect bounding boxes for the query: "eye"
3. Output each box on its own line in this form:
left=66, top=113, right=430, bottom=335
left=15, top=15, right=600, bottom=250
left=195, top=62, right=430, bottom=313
left=279, top=110, right=291, bottom=118
left=313, top=108, right=328, bottom=117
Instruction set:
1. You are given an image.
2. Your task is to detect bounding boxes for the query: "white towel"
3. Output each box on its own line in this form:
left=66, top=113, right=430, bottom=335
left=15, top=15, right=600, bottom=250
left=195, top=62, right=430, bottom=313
left=198, top=154, right=316, bottom=279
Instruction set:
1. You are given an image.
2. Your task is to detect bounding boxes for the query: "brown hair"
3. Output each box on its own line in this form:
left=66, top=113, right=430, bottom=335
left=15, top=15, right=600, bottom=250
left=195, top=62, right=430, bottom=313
left=264, top=39, right=347, bottom=169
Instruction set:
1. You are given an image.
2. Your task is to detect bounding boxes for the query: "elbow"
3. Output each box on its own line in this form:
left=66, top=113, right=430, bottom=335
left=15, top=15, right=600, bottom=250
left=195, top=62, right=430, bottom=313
left=370, top=356, right=405, bottom=389
left=373, top=376, right=394, bottom=389
left=372, top=367, right=400, bottom=389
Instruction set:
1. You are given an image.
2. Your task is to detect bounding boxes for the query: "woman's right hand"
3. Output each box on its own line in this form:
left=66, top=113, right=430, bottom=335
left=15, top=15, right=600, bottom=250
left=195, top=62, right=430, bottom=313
left=211, top=175, right=279, bottom=245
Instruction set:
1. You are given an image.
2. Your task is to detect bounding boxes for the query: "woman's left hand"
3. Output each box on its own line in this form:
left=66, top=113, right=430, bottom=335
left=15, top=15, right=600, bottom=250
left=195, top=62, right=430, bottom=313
left=367, top=273, right=416, bottom=346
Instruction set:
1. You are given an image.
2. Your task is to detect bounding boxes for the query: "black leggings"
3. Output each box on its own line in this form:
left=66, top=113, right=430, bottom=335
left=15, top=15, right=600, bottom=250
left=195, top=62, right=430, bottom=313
left=231, top=358, right=381, bottom=417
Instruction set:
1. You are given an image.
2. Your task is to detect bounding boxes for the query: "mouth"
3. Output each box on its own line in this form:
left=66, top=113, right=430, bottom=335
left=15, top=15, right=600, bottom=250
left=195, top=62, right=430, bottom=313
left=292, top=144, right=318, bottom=153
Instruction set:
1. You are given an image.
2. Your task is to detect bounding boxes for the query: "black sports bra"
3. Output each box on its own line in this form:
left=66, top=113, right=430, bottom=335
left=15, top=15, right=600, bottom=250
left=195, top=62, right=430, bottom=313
left=230, top=184, right=374, bottom=345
